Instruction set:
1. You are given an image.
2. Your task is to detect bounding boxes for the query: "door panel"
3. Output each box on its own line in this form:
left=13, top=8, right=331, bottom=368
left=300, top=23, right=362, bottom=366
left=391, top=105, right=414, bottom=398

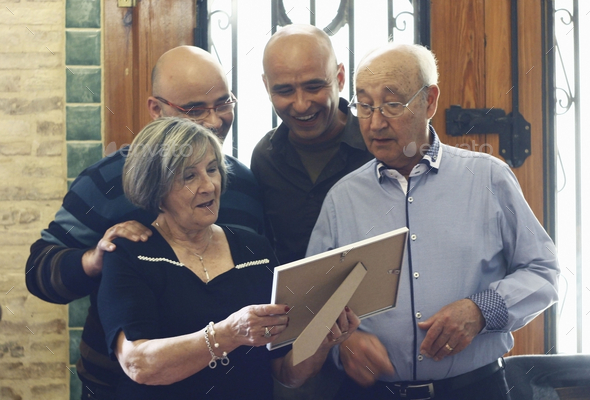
left=431, top=0, right=547, bottom=356
left=104, top=0, right=195, bottom=152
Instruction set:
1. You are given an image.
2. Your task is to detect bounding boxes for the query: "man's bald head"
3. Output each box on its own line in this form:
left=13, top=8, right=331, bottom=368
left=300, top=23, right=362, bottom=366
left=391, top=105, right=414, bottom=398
left=152, top=46, right=227, bottom=96
left=148, top=46, right=234, bottom=142
left=261, top=24, right=346, bottom=144
left=263, top=24, right=337, bottom=74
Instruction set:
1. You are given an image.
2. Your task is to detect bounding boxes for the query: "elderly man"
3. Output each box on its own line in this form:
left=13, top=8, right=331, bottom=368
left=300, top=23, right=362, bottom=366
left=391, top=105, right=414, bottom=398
left=251, top=24, right=373, bottom=265
left=25, top=46, right=263, bottom=400
left=307, top=43, right=559, bottom=400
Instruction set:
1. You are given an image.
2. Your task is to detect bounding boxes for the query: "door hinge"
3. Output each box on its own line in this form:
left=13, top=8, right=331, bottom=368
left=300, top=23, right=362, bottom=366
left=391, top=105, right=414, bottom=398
left=444, top=0, right=531, bottom=168
left=445, top=106, right=531, bottom=168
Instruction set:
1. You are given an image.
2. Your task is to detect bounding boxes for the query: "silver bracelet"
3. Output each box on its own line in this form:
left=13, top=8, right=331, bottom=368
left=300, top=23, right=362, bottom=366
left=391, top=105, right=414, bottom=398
left=208, top=321, right=220, bottom=349
left=204, top=322, right=229, bottom=369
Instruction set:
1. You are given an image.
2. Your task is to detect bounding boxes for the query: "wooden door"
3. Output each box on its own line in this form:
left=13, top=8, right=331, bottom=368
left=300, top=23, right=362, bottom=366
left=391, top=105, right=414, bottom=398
left=430, top=0, right=549, bottom=355
left=104, top=0, right=551, bottom=355
left=104, top=0, right=195, bottom=152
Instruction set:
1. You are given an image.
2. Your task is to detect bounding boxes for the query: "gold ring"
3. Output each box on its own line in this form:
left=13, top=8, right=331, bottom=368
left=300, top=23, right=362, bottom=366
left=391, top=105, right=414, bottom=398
left=445, top=343, right=453, bottom=352
left=264, top=327, right=271, bottom=338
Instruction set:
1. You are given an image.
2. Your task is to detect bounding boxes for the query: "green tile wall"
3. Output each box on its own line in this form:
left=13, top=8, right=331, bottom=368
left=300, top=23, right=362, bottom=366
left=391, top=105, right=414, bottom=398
left=66, top=31, right=101, bottom=66
left=70, top=367, right=82, bottom=400
left=66, top=1, right=102, bottom=398
left=66, top=68, right=101, bottom=103
left=66, top=0, right=100, bottom=29
left=69, top=329, right=83, bottom=365
left=67, top=106, right=101, bottom=140
left=67, top=142, right=103, bottom=178
left=68, top=296, right=91, bottom=327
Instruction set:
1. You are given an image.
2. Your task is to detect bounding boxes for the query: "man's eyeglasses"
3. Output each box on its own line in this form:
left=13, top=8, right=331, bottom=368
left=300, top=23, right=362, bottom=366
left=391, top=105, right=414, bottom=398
left=348, top=86, right=428, bottom=119
left=154, top=93, right=237, bottom=121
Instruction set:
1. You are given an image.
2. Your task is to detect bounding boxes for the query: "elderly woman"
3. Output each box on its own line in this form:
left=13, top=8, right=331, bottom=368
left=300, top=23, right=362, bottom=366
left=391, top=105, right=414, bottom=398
left=97, top=117, right=359, bottom=399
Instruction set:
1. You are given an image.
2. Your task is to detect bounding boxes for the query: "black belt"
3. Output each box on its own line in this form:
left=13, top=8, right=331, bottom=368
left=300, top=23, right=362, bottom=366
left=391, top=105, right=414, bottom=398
left=378, top=358, right=505, bottom=399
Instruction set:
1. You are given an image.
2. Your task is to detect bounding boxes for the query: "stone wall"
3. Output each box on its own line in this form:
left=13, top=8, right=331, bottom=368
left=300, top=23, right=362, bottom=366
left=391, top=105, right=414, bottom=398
left=0, top=1, right=69, bottom=399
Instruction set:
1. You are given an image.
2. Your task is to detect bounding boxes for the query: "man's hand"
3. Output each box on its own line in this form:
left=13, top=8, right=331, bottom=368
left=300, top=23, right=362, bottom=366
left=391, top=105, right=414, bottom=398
left=82, top=221, right=152, bottom=277
left=329, top=306, right=361, bottom=343
left=418, top=299, right=485, bottom=361
left=339, top=330, right=395, bottom=387
left=318, top=306, right=361, bottom=351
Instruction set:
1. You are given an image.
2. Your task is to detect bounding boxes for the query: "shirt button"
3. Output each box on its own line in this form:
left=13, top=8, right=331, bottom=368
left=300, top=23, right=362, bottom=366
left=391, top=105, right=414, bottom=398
left=413, top=272, right=420, bottom=279
left=418, top=355, right=424, bottom=361
left=416, top=312, right=422, bottom=319
left=411, top=234, right=417, bottom=241
left=408, top=197, right=414, bottom=203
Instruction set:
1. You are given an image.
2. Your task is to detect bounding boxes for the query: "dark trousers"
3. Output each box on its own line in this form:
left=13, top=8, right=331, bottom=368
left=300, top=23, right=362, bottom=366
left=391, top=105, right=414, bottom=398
left=81, top=381, right=116, bottom=400
left=334, top=366, right=511, bottom=400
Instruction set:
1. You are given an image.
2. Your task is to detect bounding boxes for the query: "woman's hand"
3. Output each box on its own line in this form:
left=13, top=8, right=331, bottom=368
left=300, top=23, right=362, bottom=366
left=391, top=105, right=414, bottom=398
left=217, top=304, right=290, bottom=348
left=114, top=304, right=290, bottom=386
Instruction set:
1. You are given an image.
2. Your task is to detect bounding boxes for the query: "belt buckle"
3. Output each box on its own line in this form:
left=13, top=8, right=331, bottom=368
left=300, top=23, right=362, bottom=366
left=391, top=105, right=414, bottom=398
left=398, top=382, right=435, bottom=399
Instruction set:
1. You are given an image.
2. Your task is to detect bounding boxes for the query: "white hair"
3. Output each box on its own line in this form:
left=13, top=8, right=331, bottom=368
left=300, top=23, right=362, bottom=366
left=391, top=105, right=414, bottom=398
left=355, top=43, right=439, bottom=86
left=405, top=44, right=438, bottom=86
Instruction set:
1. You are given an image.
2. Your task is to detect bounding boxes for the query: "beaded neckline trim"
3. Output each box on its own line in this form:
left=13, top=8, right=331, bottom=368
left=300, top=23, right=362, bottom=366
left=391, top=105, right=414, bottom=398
left=234, top=259, right=270, bottom=269
left=137, top=256, right=270, bottom=270
left=138, top=255, right=184, bottom=267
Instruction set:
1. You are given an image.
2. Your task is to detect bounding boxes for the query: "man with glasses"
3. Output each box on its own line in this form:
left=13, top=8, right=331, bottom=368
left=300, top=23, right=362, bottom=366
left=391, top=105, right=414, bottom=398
left=251, top=24, right=373, bottom=266
left=307, top=43, right=559, bottom=400
left=152, top=93, right=237, bottom=129
left=25, top=46, right=263, bottom=400
left=350, top=85, right=429, bottom=120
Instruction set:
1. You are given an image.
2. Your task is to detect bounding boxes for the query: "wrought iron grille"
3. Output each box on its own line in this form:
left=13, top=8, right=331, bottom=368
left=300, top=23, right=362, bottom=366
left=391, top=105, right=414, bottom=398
left=195, top=0, right=429, bottom=163
left=552, top=0, right=589, bottom=354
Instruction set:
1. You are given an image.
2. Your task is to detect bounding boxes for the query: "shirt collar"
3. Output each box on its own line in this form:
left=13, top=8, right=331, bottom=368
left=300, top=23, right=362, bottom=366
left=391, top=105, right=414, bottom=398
left=376, top=126, right=442, bottom=182
left=419, top=126, right=441, bottom=169
left=269, top=98, right=366, bottom=152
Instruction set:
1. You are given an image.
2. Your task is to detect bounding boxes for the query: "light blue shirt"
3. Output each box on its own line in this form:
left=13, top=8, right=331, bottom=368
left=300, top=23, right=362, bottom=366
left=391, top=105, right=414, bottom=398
left=306, top=130, right=559, bottom=382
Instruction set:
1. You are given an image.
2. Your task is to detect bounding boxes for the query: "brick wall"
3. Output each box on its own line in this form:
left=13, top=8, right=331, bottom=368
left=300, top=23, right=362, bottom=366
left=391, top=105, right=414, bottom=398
left=0, top=1, right=69, bottom=399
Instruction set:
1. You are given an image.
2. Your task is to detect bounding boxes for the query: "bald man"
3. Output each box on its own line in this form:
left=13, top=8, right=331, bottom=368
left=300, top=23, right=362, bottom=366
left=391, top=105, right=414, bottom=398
left=25, top=46, right=264, bottom=400
left=251, top=24, right=373, bottom=265
left=148, top=46, right=234, bottom=141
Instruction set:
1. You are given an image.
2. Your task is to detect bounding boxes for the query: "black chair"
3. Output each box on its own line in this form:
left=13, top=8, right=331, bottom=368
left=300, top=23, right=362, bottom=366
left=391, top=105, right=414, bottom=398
left=504, top=354, right=590, bottom=400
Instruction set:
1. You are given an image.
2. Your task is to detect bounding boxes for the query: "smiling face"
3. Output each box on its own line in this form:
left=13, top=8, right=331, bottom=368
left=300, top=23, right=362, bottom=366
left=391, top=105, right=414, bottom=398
left=148, top=46, right=234, bottom=142
left=159, top=146, right=222, bottom=233
left=262, top=27, right=346, bottom=144
left=355, top=47, right=439, bottom=176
